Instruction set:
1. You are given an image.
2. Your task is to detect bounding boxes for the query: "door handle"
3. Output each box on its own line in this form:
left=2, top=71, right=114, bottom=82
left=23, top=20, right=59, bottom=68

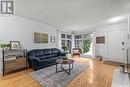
left=122, top=48, right=125, bottom=50
left=122, top=42, right=125, bottom=45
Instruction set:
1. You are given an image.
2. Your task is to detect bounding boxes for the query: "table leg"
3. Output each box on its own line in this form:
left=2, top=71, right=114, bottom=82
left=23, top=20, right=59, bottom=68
left=72, top=63, right=73, bottom=69
left=56, top=63, right=74, bottom=75
left=61, top=64, right=63, bottom=68
left=56, top=63, right=57, bottom=73
left=69, top=64, right=70, bottom=75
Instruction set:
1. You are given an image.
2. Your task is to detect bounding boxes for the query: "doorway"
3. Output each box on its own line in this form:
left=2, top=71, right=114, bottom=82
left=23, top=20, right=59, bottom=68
left=75, top=33, right=94, bottom=58
left=83, top=34, right=93, bottom=57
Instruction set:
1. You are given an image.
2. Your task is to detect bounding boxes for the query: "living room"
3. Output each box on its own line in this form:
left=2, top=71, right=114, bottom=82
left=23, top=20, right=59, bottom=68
left=0, top=0, right=130, bottom=87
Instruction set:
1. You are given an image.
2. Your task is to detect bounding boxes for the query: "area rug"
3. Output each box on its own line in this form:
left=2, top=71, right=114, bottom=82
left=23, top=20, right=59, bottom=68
left=29, top=63, right=88, bottom=87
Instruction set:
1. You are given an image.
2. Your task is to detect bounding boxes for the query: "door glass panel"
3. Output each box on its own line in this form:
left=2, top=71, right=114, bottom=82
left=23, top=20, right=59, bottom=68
left=83, top=34, right=93, bottom=54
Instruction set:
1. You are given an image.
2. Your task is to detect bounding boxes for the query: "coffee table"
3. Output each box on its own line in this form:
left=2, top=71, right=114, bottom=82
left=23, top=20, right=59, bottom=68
left=56, top=59, right=74, bottom=75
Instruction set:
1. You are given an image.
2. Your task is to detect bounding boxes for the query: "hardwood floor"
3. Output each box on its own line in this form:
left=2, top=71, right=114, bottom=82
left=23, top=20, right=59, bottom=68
left=0, top=58, right=116, bottom=87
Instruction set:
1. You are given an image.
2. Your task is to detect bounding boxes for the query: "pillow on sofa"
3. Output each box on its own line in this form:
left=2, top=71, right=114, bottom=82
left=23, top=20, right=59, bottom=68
left=51, top=48, right=61, bottom=54
left=33, top=50, right=44, bottom=57
left=43, top=49, right=52, bottom=55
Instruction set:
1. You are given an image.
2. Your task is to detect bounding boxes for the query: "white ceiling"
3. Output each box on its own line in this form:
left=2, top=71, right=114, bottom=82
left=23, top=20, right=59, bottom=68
left=15, top=0, right=130, bottom=31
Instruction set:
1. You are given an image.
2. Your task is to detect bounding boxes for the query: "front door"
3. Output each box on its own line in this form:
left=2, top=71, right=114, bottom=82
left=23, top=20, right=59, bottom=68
left=109, top=31, right=126, bottom=63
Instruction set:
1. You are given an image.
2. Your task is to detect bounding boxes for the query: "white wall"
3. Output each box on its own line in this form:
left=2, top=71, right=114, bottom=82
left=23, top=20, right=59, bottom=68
left=56, top=30, right=62, bottom=49
left=0, top=16, right=58, bottom=49
left=0, top=16, right=58, bottom=73
left=128, top=14, right=130, bottom=64
left=94, top=23, right=128, bottom=59
left=128, top=14, right=130, bottom=47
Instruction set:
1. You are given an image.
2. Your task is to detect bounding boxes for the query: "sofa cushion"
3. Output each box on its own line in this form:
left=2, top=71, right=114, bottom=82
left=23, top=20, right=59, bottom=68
left=51, top=48, right=61, bottom=54
left=39, top=58, right=50, bottom=62
left=44, top=54, right=54, bottom=58
left=43, top=49, right=52, bottom=55
left=53, top=54, right=58, bottom=57
left=49, top=57, right=58, bottom=61
left=33, top=50, right=44, bottom=57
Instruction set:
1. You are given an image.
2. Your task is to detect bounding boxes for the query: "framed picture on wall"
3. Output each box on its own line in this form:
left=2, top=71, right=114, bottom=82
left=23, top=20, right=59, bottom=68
left=96, top=36, right=105, bottom=44
left=10, top=41, right=21, bottom=49
left=50, top=36, right=55, bottom=43
left=34, top=32, right=48, bottom=43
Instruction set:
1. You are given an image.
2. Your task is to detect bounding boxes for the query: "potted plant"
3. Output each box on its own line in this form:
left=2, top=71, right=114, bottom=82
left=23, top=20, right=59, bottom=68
left=62, top=46, right=68, bottom=60
left=62, top=46, right=68, bottom=52
left=0, top=43, right=11, bottom=51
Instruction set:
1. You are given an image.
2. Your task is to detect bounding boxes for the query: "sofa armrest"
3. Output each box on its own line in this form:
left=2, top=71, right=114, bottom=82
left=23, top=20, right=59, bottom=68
left=28, top=56, right=40, bottom=68
left=29, top=56, right=40, bottom=62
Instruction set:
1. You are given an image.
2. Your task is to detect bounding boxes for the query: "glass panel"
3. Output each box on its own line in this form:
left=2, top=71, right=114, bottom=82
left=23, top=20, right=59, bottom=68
left=75, top=40, right=78, bottom=48
left=83, top=34, right=90, bottom=38
left=75, top=35, right=82, bottom=39
left=66, top=40, right=71, bottom=53
left=61, top=34, right=72, bottom=53
left=66, top=35, right=71, bottom=39
left=61, top=40, right=65, bottom=47
left=61, top=34, right=65, bottom=38
left=83, top=34, right=93, bottom=54
left=78, top=40, right=82, bottom=49
left=75, top=40, right=82, bottom=49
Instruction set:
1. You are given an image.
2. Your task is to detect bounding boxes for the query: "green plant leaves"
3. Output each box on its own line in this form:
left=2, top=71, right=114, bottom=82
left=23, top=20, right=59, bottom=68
left=0, top=43, right=11, bottom=48
left=83, top=39, right=91, bottom=53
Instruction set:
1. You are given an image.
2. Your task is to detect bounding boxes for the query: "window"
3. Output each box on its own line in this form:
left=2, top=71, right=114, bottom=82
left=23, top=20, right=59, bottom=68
left=61, top=34, right=72, bottom=53
left=61, top=40, right=65, bottom=46
left=75, top=35, right=82, bottom=39
left=75, top=35, right=82, bottom=49
left=75, top=40, right=82, bottom=49
left=66, top=35, right=71, bottom=39
left=83, top=34, right=91, bottom=38
left=66, top=40, right=71, bottom=52
left=61, top=34, right=65, bottom=38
